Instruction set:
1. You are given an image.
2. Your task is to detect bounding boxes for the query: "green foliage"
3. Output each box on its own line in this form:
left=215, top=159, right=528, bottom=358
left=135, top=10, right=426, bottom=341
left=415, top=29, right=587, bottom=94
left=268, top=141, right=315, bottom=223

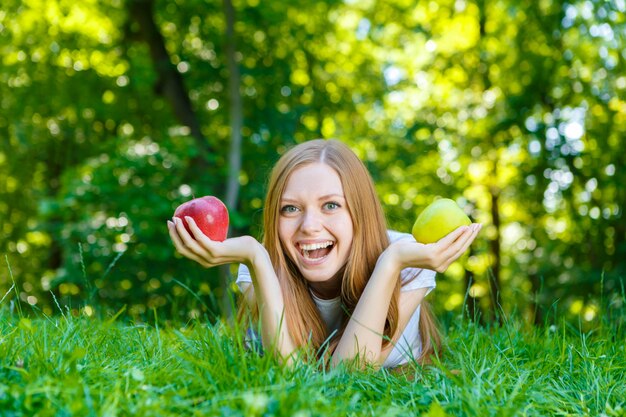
left=0, top=0, right=624, bottom=322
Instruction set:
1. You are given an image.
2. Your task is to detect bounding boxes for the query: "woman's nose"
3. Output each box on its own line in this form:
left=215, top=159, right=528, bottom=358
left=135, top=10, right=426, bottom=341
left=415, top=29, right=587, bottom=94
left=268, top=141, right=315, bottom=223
left=300, top=210, right=323, bottom=233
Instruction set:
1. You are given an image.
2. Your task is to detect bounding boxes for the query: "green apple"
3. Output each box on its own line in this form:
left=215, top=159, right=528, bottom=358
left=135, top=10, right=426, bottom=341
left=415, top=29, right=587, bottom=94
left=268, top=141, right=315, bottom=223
left=411, top=198, right=471, bottom=244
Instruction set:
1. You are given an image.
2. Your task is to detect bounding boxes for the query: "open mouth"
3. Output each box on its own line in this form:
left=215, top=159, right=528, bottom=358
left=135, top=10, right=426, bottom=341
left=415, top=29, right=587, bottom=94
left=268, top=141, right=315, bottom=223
left=299, top=241, right=334, bottom=261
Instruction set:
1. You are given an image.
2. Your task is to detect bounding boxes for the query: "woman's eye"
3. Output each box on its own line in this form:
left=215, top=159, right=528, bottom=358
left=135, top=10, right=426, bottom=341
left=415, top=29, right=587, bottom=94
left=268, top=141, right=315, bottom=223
left=280, top=205, right=298, bottom=213
left=323, top=202, right=340, bottom=210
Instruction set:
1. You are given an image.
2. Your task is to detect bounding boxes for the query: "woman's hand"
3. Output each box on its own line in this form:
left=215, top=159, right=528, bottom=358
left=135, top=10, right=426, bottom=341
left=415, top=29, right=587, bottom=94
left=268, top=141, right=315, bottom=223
left=167, top=216, right=265, bottom=268
left=382, top=224, right=482, bottom=273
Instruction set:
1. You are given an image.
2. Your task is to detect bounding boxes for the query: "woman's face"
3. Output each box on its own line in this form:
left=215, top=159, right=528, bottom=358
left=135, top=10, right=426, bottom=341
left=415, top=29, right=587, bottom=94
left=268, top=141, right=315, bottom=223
left=278, top=163, right=354, bottom=292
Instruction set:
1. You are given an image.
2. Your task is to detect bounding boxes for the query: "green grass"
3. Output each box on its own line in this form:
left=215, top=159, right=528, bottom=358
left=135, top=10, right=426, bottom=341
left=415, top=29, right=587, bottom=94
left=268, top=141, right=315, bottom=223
left=1, top=302, right=625, bottom=417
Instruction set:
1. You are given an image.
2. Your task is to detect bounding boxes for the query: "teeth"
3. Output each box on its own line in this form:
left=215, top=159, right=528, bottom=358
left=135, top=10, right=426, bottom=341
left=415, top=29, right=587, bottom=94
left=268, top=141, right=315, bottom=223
left=300, top=241, right=333, bottom=251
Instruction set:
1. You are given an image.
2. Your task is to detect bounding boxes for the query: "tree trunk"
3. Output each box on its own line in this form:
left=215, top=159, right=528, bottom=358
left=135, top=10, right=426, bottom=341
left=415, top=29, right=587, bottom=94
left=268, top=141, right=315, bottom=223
left=219, top=0, right=243, bottom=320
left=463, top=247, right=482, bottom=323
left=223, top=0, right=243, bottom=213
left=126, top=0, right=213, bottom=167
left=489, top=189, right=503, bottom=324
left=477, top=0, right=503, bottom=324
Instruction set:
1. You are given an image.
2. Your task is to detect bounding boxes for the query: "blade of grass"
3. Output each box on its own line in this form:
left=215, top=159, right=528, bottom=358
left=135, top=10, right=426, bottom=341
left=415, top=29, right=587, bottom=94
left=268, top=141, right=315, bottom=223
left=0, top=283, right=15, bottom=305
left=6, top=254, right=23, bottom=317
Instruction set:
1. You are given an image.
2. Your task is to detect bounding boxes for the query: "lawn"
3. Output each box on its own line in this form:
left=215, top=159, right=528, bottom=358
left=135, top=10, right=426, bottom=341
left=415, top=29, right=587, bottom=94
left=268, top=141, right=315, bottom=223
left=1, top=302, right=625, bottom=416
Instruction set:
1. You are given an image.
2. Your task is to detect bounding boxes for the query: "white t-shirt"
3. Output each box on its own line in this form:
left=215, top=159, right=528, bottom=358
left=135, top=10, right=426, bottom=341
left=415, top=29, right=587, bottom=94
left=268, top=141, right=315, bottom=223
left=235, top=230, right=437, bottom=368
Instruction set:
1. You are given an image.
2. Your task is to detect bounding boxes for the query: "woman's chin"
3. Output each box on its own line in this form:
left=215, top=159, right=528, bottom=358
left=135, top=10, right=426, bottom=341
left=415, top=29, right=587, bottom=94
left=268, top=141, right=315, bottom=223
left=299, top=263, right=345, bottom=288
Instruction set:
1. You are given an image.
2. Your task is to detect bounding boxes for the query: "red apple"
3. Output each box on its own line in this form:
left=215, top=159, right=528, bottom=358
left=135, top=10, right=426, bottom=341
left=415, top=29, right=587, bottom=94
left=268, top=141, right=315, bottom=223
left=173, top=196, right=229, bottom=241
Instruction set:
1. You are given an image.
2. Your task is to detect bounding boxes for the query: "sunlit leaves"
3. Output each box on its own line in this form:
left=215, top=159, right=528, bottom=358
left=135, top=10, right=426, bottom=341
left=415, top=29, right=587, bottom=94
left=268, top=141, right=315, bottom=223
left=1, top=0, right=624, bottom=323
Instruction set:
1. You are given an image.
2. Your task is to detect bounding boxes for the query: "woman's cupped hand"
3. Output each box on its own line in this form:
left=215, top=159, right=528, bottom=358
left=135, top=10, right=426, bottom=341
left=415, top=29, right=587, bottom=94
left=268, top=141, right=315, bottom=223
left=167, top=216, right=263, bottom=269
left=384, top=224, right=482, bottom=273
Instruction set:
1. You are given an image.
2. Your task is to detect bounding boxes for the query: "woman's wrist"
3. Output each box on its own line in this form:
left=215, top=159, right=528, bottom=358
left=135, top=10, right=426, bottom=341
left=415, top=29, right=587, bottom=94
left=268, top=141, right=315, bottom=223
left=247, top=240, right=271, bottom=270
left=376, top=246, right=403, bottom=277
left=380, top=240, right=433, bottom=272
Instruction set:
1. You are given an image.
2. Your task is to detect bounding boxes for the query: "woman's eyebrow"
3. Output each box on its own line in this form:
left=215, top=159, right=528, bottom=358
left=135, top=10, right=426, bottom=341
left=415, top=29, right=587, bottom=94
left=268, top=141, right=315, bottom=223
left=280, top=193, right=345, bottom=203
left=318, top=194, right=345, bottom=201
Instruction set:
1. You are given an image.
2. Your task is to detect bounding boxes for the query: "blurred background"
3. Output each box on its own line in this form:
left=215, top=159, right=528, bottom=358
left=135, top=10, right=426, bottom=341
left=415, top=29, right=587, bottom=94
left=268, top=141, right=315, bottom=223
left=1, top=0, right=624, bottom=326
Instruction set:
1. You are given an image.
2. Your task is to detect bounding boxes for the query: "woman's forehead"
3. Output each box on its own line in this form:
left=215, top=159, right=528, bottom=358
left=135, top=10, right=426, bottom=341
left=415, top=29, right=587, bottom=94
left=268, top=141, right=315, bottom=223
left=281, top=163, right=344, bottom=199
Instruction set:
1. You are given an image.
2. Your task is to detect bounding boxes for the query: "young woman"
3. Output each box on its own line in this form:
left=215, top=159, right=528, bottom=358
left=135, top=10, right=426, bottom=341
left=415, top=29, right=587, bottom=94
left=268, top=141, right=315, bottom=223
left=167, top=139, right=481, bottom=369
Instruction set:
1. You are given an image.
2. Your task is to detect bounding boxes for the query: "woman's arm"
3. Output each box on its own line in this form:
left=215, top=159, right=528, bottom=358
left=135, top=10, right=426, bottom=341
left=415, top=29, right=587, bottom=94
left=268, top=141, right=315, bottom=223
left=168, top=216, right=297, bottom=361
left=331, top=223, right=481, bottom=368
left=378, top=287, right=429, bottom=362
left=331, top=253, right=406, bottom=367
left=245, top=248, right=298, bottom=362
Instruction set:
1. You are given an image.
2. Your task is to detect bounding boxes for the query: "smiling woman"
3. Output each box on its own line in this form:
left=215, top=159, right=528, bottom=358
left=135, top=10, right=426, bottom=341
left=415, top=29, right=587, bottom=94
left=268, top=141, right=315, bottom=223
left=167, top=139, right=481, bottom=369
left=277, top=163, right=354, bottom=295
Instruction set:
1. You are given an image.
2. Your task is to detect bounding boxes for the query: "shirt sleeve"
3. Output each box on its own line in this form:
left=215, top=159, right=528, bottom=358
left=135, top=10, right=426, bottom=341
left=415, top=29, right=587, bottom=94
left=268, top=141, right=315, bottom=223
left=235, top=263, right=252, bottom=292
left=387, top=230, right=437, bottom=295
